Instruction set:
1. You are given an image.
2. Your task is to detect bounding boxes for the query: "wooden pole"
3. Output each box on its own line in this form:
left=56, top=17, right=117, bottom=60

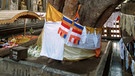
left=24, top=18, right=27, bottom=36
left=1, top=0, right=6, bottom=10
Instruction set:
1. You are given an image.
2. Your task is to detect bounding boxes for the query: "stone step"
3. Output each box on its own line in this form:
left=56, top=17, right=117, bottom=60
left=0, top=73, right=12, bottom=76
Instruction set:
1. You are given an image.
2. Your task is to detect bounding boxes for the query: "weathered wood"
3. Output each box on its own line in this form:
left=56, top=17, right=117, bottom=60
left=10, top=46, right=28, bottom=61
left=0, top=48, right=11, bottom=57
left=0, top=22, right=43, bottom=37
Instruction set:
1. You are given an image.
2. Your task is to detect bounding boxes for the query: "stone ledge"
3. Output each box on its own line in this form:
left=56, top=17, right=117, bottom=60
left=0, top=41, right=112, bottom=76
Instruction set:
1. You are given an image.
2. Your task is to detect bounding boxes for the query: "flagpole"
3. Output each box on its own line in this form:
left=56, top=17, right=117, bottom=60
left=24, top=18, right=26, bottom=36
left=45, top=0, right=48, bottom=18
left=45, top=0, right=47, bottom=12
left=45, top=0, right=48, bottom=21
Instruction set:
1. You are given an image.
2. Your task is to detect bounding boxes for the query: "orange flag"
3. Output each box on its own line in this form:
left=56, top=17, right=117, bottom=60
left=95, top=37, right=101, bottom=57
left=46, top=3, right=63, bottom=22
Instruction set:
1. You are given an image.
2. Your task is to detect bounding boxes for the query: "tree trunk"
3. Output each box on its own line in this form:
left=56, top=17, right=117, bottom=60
left=48, top=0, right=65, bottom=12
left=48, top=0, right=124, bottom=28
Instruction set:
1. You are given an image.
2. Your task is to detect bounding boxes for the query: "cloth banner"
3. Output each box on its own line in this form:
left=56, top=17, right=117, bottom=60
left=40, top=3, right=101, bottom=61
left=120, top=13, right=135, bottom=36
left=64, top=44, right=95, bottom=61
left=46, top=3, right=63, bottom=22
left=58, top=16, right=100, bottom=49
left=125, top=50, right=132, bottom=70
left=40, top=3, right=64, bottom=60
left=104, top=12, right=120, bottom=28
left=125, top=50, right=129, bottom=70
left=58, top=16, right=85, bottom=45
left=66, top=31, right=101, bottom=50
left=40, top=22, right=64, bottom=60
left=131, top=60, right=135, bottom=76
left=119, top=38, right=125, bottom=59
left=58, top=16, right=72, bottom=39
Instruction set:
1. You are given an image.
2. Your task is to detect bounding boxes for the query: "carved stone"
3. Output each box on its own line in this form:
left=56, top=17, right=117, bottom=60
left=37, top=0, right=43, bottom=12
left=10, top=0, right=18, bottom=10
left=21, top=0, right=27, bottom=10
left=32, top=0, right=38, bottom=11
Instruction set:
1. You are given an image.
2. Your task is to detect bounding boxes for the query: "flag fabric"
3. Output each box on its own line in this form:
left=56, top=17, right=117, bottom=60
left=68, top=22, right=84, bottom=45
left=40, top=22, right=64, bottom=60
left=103, top=11, right=120, bottom=28
left=66, top=31, right=101, bottom=50
left=58, top=15, right=100, bottom=49
left=73, top=11, right=79, bottom=22
left=58, top=16, right=84, bottom=45
left=58, top=16, right=72, bottom=38
left=116, top=16, right=120, bottom=21
left=125, top=50, right=129, bottom=70
left=119, top=38, right=125, bottom=59
left=58, top=4, right=84, bottom=45
left=131, top=60, right=135, bottom=76
left=73, top=4, right=81, bottom=22
left=40, top=3, right=64, bottom=60
left=40, top=3, right=101, bottom=61
left=46, top=3, right=63, bottom=22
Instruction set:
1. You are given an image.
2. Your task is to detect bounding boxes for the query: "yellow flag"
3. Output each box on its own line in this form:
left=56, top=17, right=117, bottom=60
left=46, top=3, right=63, bottom=22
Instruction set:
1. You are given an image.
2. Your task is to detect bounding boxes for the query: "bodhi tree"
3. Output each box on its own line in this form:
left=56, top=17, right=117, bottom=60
left=48, top=0, right=124, bottom=28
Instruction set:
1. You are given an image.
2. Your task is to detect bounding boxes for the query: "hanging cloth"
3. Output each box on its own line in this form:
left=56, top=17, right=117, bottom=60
left=120, top=13, right=135, bottom=36
left=125, top=50, right=129, bottom=70
left=119, top=38, right=125, bottom=59
left=40, top=22, right=64, bottom=60
left=104, top=12, right=120, bottom=28
left=131, top=60, right=135, bottom=76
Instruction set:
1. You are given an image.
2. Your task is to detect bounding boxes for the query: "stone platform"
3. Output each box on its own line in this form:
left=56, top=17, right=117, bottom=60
left=0, top=41, right=112, bottom=76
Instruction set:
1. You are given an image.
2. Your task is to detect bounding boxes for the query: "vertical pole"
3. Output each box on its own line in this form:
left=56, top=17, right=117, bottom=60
left=24, top=18, right=27, bottom=36
left=45, top=0, right=48, bottom=12
left=0, top=0, right=1, bottom=9
left=1, top=0, right=6, bottom=10
left=9, top=0, right=11, bottom=10
left=27, top=0, right=31, bottom=10
left=16, top=0, right=18, bottom=10
left=6, top=0, right=9, bottom=10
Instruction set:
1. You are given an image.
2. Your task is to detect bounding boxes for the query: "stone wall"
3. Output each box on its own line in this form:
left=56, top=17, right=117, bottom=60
left=0, top=41, right=112, bottom=76
left=0, top=58, right=80, bottom=76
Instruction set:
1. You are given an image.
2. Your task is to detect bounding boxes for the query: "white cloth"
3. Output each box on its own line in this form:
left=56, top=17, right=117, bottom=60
left=66, top=31, right=101, bottom=50
left=125, top=50, right=129, bottom=70
left=119, top=38, right=125, bottom=59
left=65, top=26, right=87, bottom=46
left=131, top=60, right=135, bottom=76
left=104, top=12, right=120, bottom=28
left=40, top=22, right=64, bottom=60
